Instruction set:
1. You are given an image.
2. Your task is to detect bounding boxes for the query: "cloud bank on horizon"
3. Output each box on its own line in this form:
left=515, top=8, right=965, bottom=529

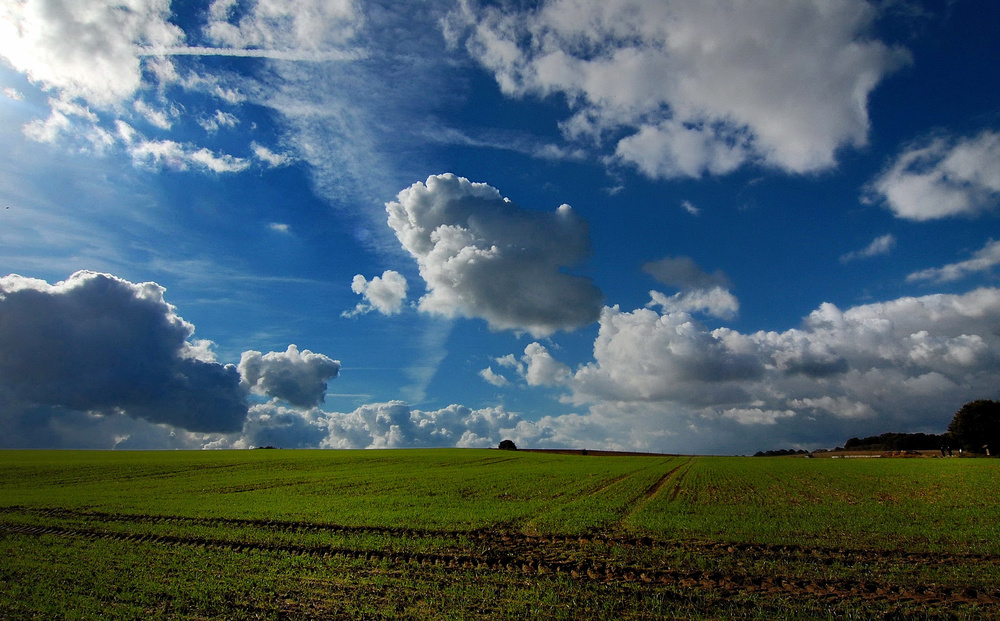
left=1, top=0, right=999, bottom=453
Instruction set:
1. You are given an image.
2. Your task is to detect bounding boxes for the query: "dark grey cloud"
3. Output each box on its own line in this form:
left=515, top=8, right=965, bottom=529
left=643, top=256, right=731, bottom=291
left=238, top=344, right=341, bottom=408
left=780, top=356, right=850, bottom=378
left=0, top=404, right=199, bottom=450
left=0, top=271, right=247, bottom=433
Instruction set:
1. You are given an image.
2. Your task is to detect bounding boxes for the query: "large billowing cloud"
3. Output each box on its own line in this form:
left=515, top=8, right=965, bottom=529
left=449, top=0, right=908, bottom=178
left=0, top=271, right=247, bottom=433
left=571, top=302, right=764, bottom=405
left=491, top=287, right=1000, bottom=452
left=323, top=402, right=520, bottom=449
left=234, top=402, right=332, bottom=449
left=386, top=173, right=603, bottom=337
left=230, top=400, right=612, bottom=451
left=239, top=344, right=341, bottom=408
left=0, top=271, right=349, bottom=448
left=216, top=399, right=660, bottom=453
left=210, top=400, right=525, bottom=449
left=869, top=130, right=1000, bottom=220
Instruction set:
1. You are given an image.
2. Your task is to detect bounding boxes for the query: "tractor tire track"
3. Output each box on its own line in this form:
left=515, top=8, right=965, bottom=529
left=3, top=520, right=997, bottom=608
left=619, top=457, right=693, bottom=526
left=3, top=505, right=997, bottom=569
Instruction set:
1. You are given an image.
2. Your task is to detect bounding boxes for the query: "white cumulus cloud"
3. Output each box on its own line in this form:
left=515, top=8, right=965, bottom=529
left=451, top=0, right=909, bottom=178
left=345, top=270, right=408, bottom=316
left=22, top=96, right=115, bottom=151
left=386, top=173, right=603, bottom=337
left=479, top=366, right=509, bottom=387
left=0, top=0, right=183, bottom=106
left=279, top=401, right=617, bottom=452
left=493, top=287, right=1000, bottom=452
left=870, top=130, right=1000, bottom=220
left=309, top=401, right=525, bottom=450
left=238, top=344, right=341, bottom=408
left=520, top=342, right=572, bottom=387
left=234, top=402, right=331, bottom=449
left=570, top=303, right=764, bottom=405
left=648, top=287, right=739, bottom=320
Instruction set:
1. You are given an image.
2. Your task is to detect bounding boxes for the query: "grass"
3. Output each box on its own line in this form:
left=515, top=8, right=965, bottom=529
left=627, top=456, right=1000, bottom=553
left=0, top=449, right=998, bottom=619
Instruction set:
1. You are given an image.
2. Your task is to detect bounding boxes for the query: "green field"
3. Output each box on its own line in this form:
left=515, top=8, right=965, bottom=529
left=1, top=449, right=997, bottom=619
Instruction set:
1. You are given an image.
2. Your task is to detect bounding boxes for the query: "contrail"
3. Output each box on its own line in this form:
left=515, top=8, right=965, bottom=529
left=136, top=46, right=364, bottom=62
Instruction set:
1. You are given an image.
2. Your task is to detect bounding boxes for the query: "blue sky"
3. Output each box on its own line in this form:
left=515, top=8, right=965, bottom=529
left=1, top=0, right=998, bottom=453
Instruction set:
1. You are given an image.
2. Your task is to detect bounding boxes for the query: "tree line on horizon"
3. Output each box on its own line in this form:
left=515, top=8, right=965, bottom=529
left=755, top=399, right=1000, bottom=457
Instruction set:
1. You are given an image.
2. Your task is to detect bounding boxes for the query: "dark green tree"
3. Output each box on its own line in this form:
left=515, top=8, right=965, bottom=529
left=498, top=439, right=517, bottom=451
left=947, top=400, right=1000, bottom=454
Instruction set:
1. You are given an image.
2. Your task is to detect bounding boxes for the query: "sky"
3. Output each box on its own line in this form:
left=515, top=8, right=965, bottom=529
left=0, top=0, right=998, bottom=454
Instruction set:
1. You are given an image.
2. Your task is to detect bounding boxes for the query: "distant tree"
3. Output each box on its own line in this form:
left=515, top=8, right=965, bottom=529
left=753, top=448, right=809, bottom=457
left=843, top=432, right=944, bottom=452
left=947, top=400, right=1000, bottom=454
left=498, top=439, right=517, bottom=451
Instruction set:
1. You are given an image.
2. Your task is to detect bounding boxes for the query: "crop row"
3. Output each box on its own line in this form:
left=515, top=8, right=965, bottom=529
left=4, top=504, right=998, bottom=568
left=4, top=518, right=998, bottom=610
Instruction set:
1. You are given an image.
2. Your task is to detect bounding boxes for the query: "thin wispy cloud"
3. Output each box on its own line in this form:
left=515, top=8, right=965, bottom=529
left=840, top=234, right=897, bottom=263
left=136, top=46, right=365, bottom=62
left=681, top=200, right=700, bottom=216
left=908, top=240, right=1000, bottom=283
